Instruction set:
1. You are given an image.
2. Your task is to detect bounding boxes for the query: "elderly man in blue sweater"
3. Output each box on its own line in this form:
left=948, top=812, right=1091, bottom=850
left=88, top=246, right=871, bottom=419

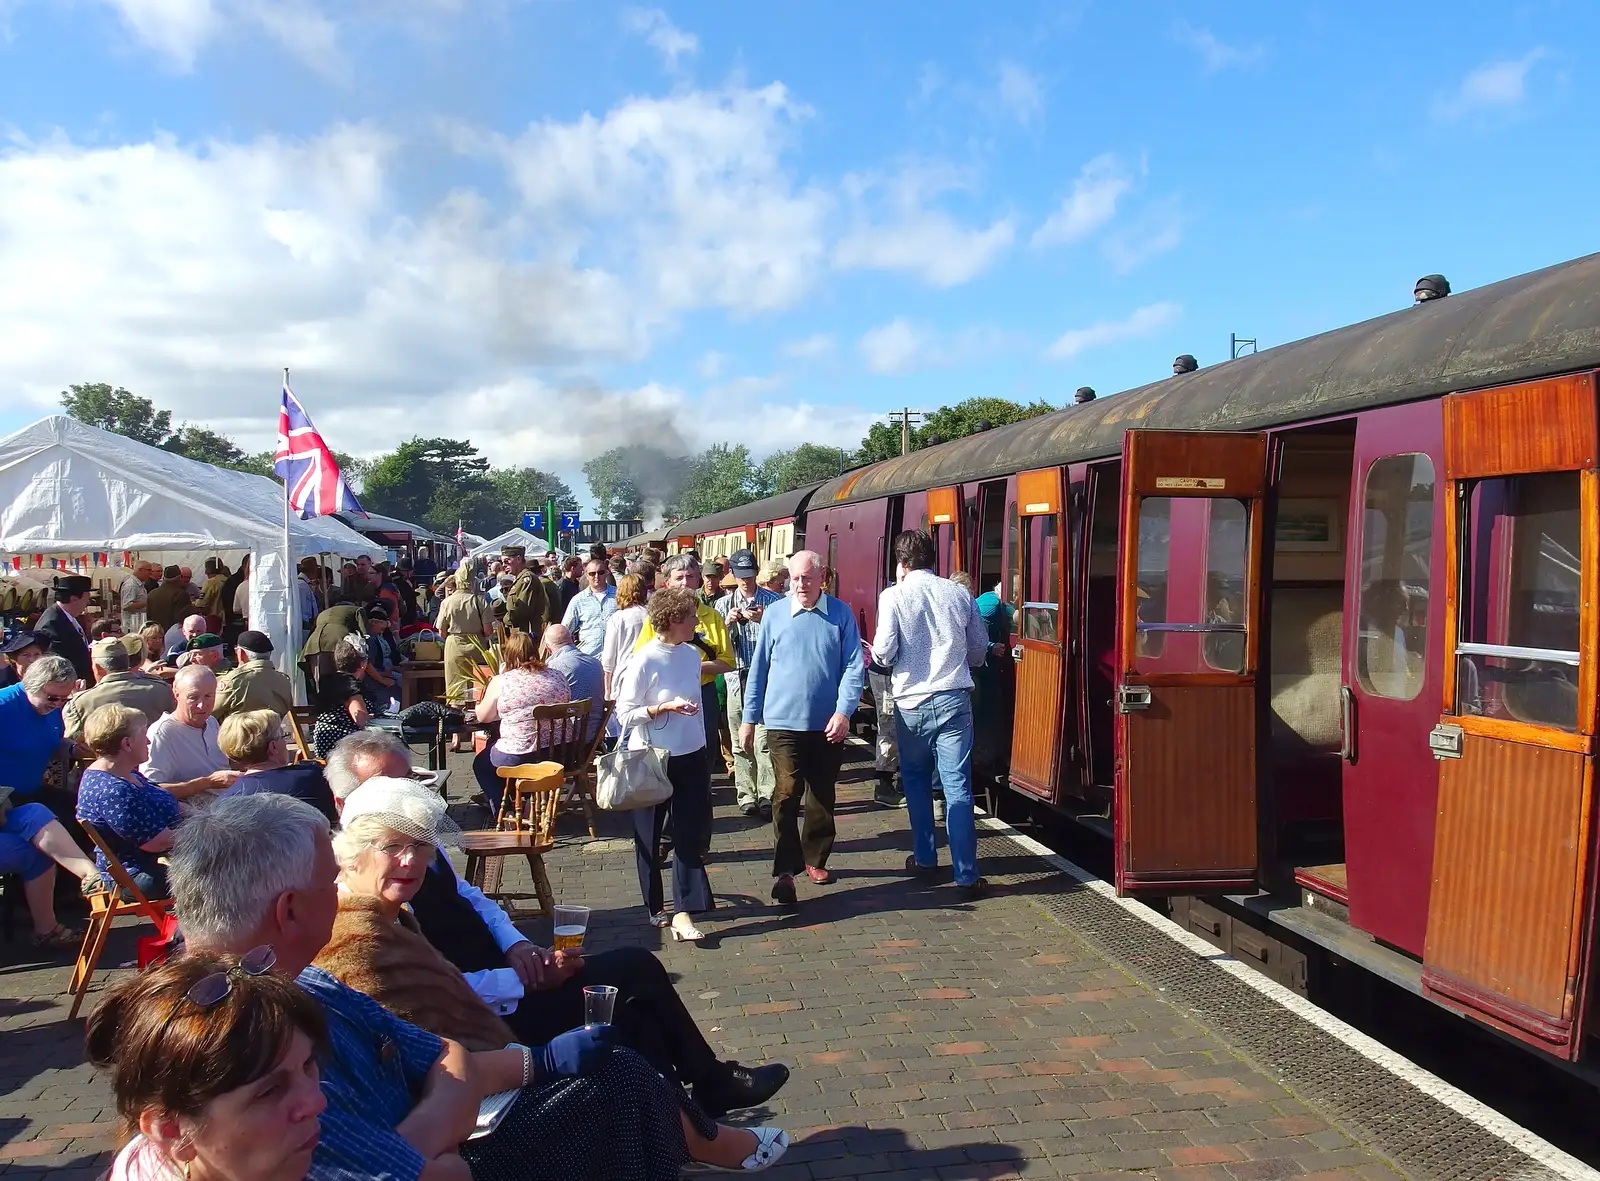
left=740, top=550, right=865, bottom=908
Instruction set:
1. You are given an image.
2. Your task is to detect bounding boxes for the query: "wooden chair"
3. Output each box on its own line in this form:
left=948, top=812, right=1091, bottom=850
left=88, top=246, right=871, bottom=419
left=562, top=700, right=615, bottom=839
left=286, top=706, right=322, bottom=763
left=525, top=700, right=602, bottom=838
left=69, top=822, right=176, bottom=1019
left=463, top=762, right=564, bottom=920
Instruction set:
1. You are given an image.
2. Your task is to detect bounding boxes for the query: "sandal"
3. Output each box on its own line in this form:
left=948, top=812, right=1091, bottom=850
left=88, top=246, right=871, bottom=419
left=33, top=924, right=83, bottom=951
left=683, top=1127, right=789, bottom=1173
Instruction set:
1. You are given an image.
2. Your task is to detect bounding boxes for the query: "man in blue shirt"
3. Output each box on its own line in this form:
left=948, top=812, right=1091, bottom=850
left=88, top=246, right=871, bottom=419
left=717, top=549, right=783, bottom=820
left=559, top=557, right=617, bottom=658
left=740, top=550, right=865, bottom=907
left=543, top=624, right=605, bottom=743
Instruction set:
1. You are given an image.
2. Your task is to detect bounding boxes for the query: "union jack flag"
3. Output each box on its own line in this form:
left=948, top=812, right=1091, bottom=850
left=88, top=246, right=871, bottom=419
left=273, top=381, right=367, bottom=520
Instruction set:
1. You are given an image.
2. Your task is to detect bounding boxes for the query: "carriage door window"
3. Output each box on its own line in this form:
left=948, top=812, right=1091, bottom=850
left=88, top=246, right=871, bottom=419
left=1004, top=499, right=1021, bottom=613
left=1020, top=514, right=1061, bottom=641
left=826, top=532, right=840, bottom=598
left=1356, top=455, right=1435, bottom=701
left=1134, top=498, right=1171, bottom=661
left=1455, top=471, right=1582, bottom=732
left=756, top=526, right=772, bottom=565
left=1203, top=500, right=1250, bottom=673
left=977, top=483, right=1006, bottom=598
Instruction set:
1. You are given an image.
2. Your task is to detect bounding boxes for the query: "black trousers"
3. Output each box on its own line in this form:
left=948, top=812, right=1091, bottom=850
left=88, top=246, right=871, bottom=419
left=632, top=747, right=713, bottom=916
left=503, top=946, right=718, bottom=1087
left=766, top=729, right=844, bottom=877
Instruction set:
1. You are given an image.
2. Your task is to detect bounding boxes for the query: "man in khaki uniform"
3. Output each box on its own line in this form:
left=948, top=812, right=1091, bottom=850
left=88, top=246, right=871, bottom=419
left=64, top=635, right=176, bottom=738
left=145, top=565, right=193, bottom=633
left=502, top=546, right=546, bottom=634
left=198, top=558, right=231, bottom=620
left=214, top=630, right=295, bottom=720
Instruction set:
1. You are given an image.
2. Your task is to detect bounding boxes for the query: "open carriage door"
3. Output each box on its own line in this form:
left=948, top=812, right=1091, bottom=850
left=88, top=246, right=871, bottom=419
left=1115, top=430, right=1267, bottom=894
left=1009, top=468, right=1069, bottom=800
left=1423, top=374, right=1600, bottom=1060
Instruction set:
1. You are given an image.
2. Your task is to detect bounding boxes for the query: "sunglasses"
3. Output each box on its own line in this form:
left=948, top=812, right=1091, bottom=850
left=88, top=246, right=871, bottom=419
left=39, top=691, right=73, bottom=706
left=185, top=945, right=277, bottom=1008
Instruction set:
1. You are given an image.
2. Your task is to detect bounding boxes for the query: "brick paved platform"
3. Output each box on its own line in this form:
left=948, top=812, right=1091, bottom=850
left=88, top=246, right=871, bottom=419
left=0, top=743, right=1575, bottom=1179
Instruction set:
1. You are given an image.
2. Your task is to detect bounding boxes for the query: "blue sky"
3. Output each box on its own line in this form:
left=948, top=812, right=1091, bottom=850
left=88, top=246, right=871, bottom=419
left=0, top=1, right=1595, bottom=511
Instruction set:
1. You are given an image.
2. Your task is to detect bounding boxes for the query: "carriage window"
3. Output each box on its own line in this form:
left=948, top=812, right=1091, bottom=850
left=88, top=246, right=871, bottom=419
left=1019, top=513, right=1061, bottom=642
left=1356, top=454, right=1434, bottom=701
left=1203, top=499, right=1250, bottom=673
left=826, top=533, right=839, bottom=597
left=977, top=485, right=1006, bottom=597
left=1456, top=470, right=1581, bottom=731
left=1004, top=500, right=1021, bottom=611
left=1135, top=498, right=1172, bottom=661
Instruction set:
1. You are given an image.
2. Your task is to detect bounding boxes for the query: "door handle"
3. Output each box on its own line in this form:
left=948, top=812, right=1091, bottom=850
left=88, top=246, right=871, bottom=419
left=1118, top=684, right=1152, bottom=713
left=1339, top=685, right=1357, bottom=763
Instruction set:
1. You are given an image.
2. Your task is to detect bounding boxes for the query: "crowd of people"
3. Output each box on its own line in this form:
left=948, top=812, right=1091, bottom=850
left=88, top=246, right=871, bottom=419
left=0, top=525, right=1002, bottom=1181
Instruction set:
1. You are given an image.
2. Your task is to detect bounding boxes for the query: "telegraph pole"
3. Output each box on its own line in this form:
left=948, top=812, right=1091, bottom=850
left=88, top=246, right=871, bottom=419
left=894, top=408, right=928, bottom=456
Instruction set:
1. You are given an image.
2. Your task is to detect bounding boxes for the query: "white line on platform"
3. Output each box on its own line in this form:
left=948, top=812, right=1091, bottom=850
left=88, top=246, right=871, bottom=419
left=975, top=812, right=1600, bottom=1181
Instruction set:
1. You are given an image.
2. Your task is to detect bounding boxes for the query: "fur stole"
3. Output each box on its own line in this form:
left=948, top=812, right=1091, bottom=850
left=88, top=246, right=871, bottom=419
left=314, top=894, right=516, bottom=1052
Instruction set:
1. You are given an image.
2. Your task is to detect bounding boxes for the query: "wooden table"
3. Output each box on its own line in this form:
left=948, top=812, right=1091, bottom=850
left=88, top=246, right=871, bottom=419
left=398, top=661, right=446, bottom=709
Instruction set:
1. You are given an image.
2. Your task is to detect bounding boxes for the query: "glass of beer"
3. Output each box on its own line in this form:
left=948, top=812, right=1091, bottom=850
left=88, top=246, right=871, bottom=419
left=583, top=985, right=618, bottom=1028
left=552, top=904, right=590, bottom=952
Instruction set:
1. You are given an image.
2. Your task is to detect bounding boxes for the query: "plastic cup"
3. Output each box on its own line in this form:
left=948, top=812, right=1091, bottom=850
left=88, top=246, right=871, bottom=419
left=583, top=984, right=618, bottom=1027
left=552, top=904, right=590, bottom=952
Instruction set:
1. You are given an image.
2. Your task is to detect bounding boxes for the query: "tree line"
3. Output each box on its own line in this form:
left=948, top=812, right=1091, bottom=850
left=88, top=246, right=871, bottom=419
left=61, top=383, right=1060, bottom=538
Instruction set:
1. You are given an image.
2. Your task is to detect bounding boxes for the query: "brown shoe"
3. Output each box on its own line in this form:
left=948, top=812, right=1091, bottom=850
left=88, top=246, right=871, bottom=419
left=804, top=865, right=835, bottom=885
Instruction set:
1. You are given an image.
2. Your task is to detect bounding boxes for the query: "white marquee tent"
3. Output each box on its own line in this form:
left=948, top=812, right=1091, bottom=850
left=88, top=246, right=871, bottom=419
left=0, top=416, right=383, bottom=678
left=467, top=527, right=552, bottom=561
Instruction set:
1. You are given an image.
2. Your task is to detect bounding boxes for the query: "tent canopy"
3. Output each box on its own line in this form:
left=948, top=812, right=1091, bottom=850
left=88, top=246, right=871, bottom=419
left=0, top=415, right=381, bottom=683
left=468, top=527, right=551, bottom=561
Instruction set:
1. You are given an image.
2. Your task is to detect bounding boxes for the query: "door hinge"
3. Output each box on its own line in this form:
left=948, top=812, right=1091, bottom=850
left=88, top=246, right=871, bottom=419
left=1117, top=684, right=1152, bottom=713
left=1429, top=723, right=1464, bottom=760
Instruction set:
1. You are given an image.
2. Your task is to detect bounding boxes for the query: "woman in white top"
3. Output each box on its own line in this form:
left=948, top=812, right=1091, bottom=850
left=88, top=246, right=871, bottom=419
left=600, top=573, right=650, bottom=698
left=613, top=586, right=713, bottom=941
left=86, top=949, right=331, bottom=1181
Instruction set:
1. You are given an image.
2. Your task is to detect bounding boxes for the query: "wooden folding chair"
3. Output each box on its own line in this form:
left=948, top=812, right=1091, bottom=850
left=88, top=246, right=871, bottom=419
left=462, top=762, right=564, bottom=920
left=562, top=700, right=614, bottom=840
left=286, top=706, right=321, bottom=763
left=69, top=822, right=175, bottom=1019
left=526, top=700, right=601, bottom=838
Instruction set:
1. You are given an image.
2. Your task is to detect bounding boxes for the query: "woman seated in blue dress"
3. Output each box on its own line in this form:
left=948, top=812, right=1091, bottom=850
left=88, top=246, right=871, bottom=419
left=76, top=703, right=181, bottom=899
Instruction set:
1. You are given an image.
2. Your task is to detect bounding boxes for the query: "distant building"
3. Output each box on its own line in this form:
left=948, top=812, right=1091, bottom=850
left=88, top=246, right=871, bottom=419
left=572, top=519, right=644, bottom=547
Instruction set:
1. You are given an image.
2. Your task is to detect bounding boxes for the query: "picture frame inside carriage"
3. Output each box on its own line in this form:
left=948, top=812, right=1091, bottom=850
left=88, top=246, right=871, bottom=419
left=1274, top=498, right=1341, bottom=552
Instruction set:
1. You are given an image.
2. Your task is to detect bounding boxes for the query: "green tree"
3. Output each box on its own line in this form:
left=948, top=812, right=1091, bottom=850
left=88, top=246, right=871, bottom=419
left=164, top=424, right=248, bottom=468
left=677, top=443, right=760, bottom=519
left=60, top=383, right=172, bottom=446
left=489, top=467, right=576, bottom=520
left=363, top=438, right=502, bottom=534
left=856, top=397, right=1057, bottom=461
left=759, top=443, right=853, bottom=495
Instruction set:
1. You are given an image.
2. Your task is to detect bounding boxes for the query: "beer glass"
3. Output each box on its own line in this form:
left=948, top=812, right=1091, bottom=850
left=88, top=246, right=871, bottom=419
left=552, top=904, right=590, bottom=952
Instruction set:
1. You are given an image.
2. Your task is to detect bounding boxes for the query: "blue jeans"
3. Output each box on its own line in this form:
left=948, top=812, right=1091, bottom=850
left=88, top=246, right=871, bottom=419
left=895, top=689, right=979, bottom=886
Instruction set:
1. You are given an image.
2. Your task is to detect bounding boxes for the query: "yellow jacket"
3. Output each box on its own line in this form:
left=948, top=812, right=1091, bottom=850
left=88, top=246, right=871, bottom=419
left=634, top=602, right=734, bottom=686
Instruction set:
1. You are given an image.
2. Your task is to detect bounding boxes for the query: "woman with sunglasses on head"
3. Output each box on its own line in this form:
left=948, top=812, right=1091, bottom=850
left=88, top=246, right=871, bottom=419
left=75, top=704, right=181, bottom=899
left=85, top=948, right=335, bottom=1181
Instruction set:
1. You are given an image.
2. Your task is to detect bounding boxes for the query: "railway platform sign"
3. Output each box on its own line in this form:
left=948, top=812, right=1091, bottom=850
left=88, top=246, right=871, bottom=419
left=560, top=511, right=581, bottom=531
left=522, top=511, right=542, bottom=532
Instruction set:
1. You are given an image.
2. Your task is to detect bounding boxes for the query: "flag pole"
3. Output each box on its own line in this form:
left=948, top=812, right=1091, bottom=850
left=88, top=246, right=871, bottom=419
left=282, top=367, right=297, bottom=701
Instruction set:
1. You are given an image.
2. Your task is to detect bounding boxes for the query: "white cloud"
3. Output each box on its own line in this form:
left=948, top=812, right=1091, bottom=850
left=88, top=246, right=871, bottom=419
left=621, top=7, right=698, bottom=69
left=97, top=0, right=219, bottom=69
left=781, top=333, right=833, bottom=360
left=1172, top=22, right=1266, bottom=73
left=996, top=61, right=1044, bottom=126
left=704, top=373, right=784, bottom=400
left=493, top=83, right=831, bottom=315
left=1434, top=50, right=1547, bottom=120
left=1102, top=199, right=1184, bottom=273
left=834, top=163, right=1015, bottom=288
left=857, top=318, right=1016, bottom=375
left=1032, top=153, right=1133, bottom=247
left=696, top=350, right=726, bottom=379
left=1045, top=302, right=1181, bottom=361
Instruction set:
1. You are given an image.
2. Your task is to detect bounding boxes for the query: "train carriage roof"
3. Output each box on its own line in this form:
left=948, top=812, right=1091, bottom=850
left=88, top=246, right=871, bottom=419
left=814, top=251, right=1600, bottom=508
left=673, top=482, right=826, bottom=538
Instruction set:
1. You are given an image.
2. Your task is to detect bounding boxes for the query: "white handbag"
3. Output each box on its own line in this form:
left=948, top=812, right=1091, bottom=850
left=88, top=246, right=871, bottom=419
left=595, top=733, right=674, bottom=811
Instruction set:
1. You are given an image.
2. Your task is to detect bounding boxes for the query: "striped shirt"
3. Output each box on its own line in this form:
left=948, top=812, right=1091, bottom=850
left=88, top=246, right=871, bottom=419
left=716, top=586, right=783, bottom=671
left=298, top=965, right=444, bottom=1181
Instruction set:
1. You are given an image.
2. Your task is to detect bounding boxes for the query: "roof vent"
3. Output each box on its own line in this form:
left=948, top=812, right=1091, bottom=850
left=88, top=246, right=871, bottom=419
left=1414, top=274, right=1450, bottom=303
left=1172, top=354, right=1198, bottom=375
left=1074, top=386, right=1097, bottom=404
